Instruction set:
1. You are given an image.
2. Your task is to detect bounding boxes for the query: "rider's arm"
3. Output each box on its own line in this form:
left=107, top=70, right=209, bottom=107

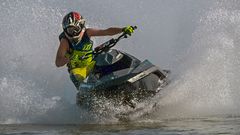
left=86, top=27, right=123, bottom=37
left=55, top=38, right=70, bottom=67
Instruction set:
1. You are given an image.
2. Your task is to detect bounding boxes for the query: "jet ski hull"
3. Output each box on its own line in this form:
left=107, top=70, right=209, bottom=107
left=76, top=49, right=169, bottom=108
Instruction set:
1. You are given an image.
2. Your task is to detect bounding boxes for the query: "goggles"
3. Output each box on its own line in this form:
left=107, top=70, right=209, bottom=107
left=65, top=26, right=82, bottom=37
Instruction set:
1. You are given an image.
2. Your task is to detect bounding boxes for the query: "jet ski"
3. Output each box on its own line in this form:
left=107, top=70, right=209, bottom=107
left=77, top=26, right=170, bottom=108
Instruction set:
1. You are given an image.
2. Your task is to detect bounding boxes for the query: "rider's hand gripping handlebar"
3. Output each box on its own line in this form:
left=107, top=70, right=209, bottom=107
left=80, top=26, right=137, bottom=60
left=94, top=26, right=137, bottom=54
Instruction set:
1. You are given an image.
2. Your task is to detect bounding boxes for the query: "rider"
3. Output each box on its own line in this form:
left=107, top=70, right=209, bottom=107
left=55, top=11, right=134, bottom=90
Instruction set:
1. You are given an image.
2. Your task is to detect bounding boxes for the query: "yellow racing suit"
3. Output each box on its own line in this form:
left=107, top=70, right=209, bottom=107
left=59, top=32, right=95, bottom=89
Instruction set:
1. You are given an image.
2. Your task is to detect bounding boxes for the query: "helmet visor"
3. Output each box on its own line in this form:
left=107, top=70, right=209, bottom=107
left=65, top=26, right=82, bottom=37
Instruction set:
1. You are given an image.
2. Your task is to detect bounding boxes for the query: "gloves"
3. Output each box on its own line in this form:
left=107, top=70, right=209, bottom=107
left=122, top=26, right=134, bottom=36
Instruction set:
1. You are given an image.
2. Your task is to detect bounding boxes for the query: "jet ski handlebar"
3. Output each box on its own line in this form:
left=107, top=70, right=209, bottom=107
left=93, top=26, right=137, bottom=55
left=79, top=26, right=137, bottom=60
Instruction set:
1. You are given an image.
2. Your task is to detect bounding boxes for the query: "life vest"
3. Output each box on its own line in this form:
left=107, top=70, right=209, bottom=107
left=59, top=31, right=94, bottom=70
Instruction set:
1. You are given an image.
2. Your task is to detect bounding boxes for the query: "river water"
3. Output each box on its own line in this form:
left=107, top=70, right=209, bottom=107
left=1, top=116, right=240, bottom=135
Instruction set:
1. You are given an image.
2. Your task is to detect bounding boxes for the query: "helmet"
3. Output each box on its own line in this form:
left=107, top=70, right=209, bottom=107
left=62, top=11, right=86, bottom=43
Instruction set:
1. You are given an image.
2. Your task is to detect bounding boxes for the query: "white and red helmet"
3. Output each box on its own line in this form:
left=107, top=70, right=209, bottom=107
left=62, top=11, right=85, bottom=43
